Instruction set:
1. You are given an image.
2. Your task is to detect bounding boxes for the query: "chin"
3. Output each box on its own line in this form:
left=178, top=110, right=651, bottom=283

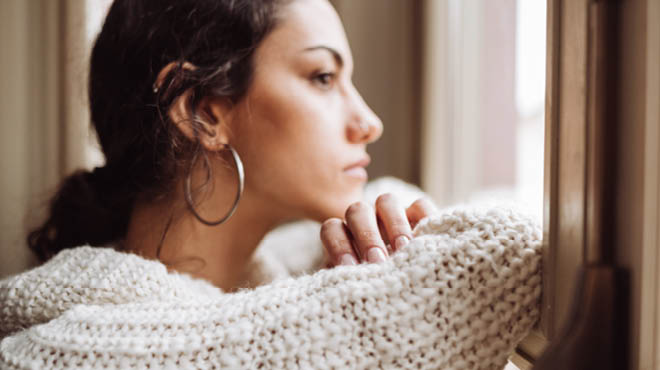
left=318, top=188, right=366, bottom=221
left=298, top=180, right=366, bottom=222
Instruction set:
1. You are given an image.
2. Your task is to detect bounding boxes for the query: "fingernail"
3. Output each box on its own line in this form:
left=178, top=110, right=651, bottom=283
left=367, top=247, right=387, bottom=263
left=339, top=254, right=358, bottom=266
left=394, top=236, right=410, bottom=251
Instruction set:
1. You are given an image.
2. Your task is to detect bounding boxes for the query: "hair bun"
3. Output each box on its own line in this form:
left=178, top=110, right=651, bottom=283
left=27, top=168, right=131, bottom=261
left=90, top=165, right=111, bottom=184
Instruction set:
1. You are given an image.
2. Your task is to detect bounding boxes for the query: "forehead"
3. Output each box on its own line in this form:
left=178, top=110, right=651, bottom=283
left=254, top=0, right=352, bottom=64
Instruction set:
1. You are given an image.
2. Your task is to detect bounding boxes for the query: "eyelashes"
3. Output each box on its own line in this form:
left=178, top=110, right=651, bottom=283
left=311, top=71, right=337, bottom=90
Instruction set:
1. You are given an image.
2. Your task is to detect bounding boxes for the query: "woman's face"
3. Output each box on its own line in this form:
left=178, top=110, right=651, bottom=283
left=227, top=0, right=383, bottom=222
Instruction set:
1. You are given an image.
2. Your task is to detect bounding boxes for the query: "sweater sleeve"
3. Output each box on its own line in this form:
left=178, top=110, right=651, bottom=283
left=0, top=207, right=541, bottom=370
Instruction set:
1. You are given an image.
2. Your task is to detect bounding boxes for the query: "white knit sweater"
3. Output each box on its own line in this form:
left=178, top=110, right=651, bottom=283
left=0, top=179, right=542, bottom=370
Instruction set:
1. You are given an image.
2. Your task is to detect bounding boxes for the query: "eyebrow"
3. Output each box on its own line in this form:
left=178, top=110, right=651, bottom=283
left=302, top=46, right=344, bottom=68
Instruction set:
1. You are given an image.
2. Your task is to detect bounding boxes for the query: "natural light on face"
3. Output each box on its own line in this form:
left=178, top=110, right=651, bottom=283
left=84, top=0, right=547, bottom=223
left=224, top=0, right=382, bottom=222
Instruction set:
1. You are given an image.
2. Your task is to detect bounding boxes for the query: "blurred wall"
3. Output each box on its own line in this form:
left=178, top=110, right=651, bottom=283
left=330, top=0, right=423, bottom=186
left=0, top=0, right=88, bottom=278
left=0, top=0, right=37, bottom=278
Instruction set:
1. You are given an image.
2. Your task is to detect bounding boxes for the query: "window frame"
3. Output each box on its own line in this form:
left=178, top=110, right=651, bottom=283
left=511, top=0, right=589, bottom=365
left=513, top=0, right=660, bottom=368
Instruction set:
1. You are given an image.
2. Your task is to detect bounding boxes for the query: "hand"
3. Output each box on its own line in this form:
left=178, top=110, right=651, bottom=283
left=320, top=194, right=438, bottom=267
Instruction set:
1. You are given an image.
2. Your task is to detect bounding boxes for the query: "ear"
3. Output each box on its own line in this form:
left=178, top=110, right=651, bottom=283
left=168, top=90, right=233, bottom=151
left=154, top=61, right=233, bottom=151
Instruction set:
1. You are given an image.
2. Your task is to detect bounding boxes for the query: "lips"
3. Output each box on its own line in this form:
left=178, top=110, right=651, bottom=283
left=344, top=155, right=371, bottom=181
left=344, top=155, right=371, bottom=171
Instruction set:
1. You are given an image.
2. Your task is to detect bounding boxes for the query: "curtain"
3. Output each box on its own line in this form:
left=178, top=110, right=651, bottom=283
left=0, top=0, right=90, bottom=278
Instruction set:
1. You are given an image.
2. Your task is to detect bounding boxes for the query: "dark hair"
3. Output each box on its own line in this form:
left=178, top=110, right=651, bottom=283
left=28, top=0, right=290, bottom=262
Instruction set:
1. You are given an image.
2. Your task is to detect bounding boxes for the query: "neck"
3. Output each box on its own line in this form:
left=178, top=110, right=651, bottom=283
left=124, top=182, right=292, bottom=292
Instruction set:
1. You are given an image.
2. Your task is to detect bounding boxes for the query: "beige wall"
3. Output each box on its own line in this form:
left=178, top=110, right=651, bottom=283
left=0, top=0, right=36, bottom=278
left=0, top=0, right=88, bottom=279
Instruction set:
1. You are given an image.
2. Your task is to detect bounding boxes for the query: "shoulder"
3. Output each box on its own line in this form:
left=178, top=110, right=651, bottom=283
left=0, top=246, right=222, bottom=339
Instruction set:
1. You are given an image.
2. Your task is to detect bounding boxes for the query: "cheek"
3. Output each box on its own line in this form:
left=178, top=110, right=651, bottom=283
left=233, top=77, right=362, bottom=219
left=242, top=79, right=345, bottom=164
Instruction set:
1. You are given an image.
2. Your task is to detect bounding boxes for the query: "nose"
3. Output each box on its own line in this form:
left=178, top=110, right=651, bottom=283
left=346, top=85, right=383, bottom=144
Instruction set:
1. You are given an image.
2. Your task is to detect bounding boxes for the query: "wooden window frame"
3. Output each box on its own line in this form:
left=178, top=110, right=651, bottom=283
left=514, top=0, right=660, bottom=368
left=511, top=0, right=589, bottom=365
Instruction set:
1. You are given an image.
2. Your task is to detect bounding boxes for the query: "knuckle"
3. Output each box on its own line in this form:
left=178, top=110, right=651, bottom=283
left=345, top=201, right=370, bottom=217
left=356, top=230, right=380, bottom=242
left=383, top=210, right=410, bottom=226
left=322, top=217, right=343, bottom=227
left=324, top=237, right=352, bottom=256
left=411, top=197, right=432, bottom=209
left=389, top=221, right=412, bottom=235
left=376, top=193, right=396, bottom=206
left=411, top=198, right=425, bottom=206
left=334, top=238, right=353, bottom=251
left=389, top=218, right=410, bottom=227
left=321, top=218, right=343, bottom=234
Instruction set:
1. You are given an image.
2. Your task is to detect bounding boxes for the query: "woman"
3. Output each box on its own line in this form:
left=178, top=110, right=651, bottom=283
left=0, top=0, right=541, bottom=369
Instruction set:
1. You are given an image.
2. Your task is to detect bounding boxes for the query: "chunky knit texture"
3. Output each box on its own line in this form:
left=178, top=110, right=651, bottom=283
left=0, top=180, right=542, bottom=369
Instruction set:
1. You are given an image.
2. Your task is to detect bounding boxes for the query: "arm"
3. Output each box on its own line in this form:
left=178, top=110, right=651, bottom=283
left=0, top=207, right=541, bottom=370
left=256, top=176, right=429, bottom=277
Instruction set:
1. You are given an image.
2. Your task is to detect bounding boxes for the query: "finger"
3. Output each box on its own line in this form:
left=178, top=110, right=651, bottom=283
left=376, top=217, right=393, bottom=254
left=320, top=218, right=359, bottom=267
left=406, top=198, right=438, bottom=229
left=345, top=201, right=389, bottom=263
left=375, top=193, right=412, bottom=252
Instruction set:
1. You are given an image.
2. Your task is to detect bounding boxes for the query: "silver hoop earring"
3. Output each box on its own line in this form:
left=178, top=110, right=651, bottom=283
left=184, top=144, right=244, bottom=226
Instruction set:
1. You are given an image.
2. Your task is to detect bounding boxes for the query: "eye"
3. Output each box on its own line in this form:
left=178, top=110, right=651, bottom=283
left=311, top=71, right=336, bottom=89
